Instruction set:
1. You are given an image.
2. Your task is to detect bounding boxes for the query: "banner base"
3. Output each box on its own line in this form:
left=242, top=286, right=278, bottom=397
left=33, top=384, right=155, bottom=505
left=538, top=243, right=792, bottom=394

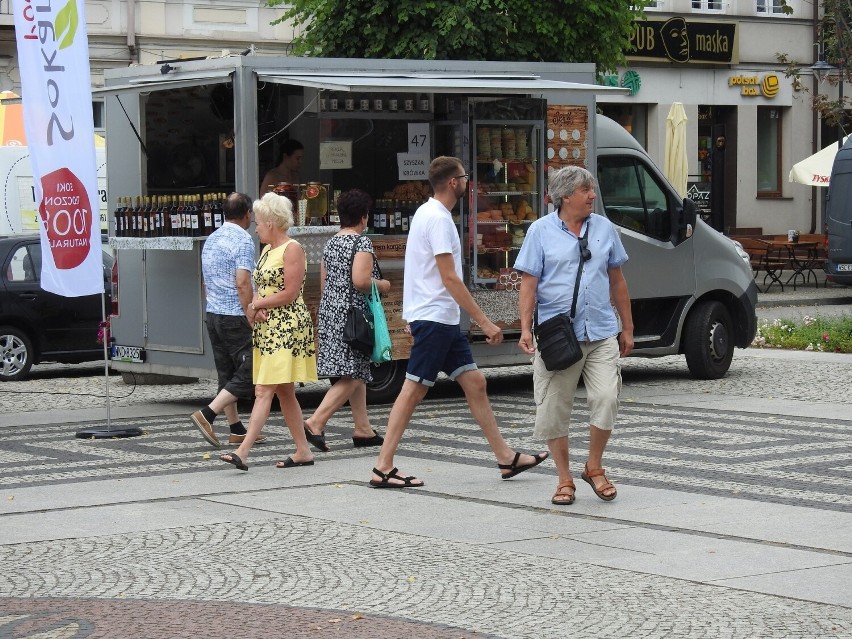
left=75, top=427, right=144, bottom=439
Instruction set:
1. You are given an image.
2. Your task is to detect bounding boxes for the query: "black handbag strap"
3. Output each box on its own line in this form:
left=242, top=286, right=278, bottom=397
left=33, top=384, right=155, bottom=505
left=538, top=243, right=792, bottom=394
left=347, top=235, right=363, bottom=307
left=347, top=234, right=383, bottom=303
left=535, top=219, right=589, bottom=329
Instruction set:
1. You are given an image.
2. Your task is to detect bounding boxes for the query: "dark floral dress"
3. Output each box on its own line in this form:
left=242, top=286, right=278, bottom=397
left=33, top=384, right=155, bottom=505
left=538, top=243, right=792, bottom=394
left=252, top=240, right=318, bottom=384
left=317, top=234, right=380, bottom=382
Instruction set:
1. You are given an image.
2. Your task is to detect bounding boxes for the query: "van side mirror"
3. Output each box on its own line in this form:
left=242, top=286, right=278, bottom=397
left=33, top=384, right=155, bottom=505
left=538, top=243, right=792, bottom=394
left=677, top=197, right=698, bottom=241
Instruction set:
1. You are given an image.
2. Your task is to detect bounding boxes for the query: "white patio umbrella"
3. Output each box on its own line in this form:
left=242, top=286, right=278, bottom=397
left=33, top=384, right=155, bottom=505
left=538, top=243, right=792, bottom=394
left=664, top=102, right=689, bottom=198
left=789, top=135, right=850, bottom=187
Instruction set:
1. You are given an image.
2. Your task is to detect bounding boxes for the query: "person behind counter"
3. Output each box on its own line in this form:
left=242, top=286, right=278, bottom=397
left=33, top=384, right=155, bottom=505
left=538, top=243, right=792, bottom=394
left=220, top=192, right=318, bottom=471
left=303, top=189, right=391, bottom=452
left=259, top=139, right=305, bottom=195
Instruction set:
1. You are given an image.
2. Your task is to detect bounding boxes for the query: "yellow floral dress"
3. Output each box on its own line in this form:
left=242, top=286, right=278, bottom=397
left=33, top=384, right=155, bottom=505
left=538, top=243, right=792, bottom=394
left=252, top=239, right=318, bottom=384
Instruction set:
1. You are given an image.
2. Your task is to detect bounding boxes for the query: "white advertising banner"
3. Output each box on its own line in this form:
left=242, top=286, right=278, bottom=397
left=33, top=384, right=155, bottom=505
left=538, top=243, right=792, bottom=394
left=13, top=0, right=103, bottom=296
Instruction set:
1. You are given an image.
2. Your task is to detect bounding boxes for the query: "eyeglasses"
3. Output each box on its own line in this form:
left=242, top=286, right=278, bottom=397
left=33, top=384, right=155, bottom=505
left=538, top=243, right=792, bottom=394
left=578, top=236, right=592, bottom=261
left=452, top=173, right=469, bottom=181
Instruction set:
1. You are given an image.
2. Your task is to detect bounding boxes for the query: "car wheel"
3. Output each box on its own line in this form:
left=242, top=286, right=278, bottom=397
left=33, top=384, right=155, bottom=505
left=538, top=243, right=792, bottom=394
left=0, top=326, right=34, bottom=381
left=366, top=359, right=407, bottom=404
left=683, top=301, right=734, bottom=380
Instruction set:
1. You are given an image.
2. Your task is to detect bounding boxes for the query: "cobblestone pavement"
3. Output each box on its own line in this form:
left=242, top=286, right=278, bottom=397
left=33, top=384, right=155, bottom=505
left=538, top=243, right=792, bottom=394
left=2, top=346, right=851, bottom=413
left=2, top=318, right=852, bottom=637
left=2, top=517, right=850, bottom=639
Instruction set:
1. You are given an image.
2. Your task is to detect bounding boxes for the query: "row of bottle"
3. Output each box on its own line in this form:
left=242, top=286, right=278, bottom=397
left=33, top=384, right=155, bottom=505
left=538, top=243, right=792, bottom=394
left=369, top=199, right=425, bottom=235
left=113, top=194, right=227, bottom=238
left=320, top=93, right=431, bottom=114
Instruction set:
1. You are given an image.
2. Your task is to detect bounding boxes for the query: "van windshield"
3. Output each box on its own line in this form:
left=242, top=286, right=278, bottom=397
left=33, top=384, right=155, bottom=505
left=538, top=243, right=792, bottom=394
left=597, top=156, right=672, bottom=242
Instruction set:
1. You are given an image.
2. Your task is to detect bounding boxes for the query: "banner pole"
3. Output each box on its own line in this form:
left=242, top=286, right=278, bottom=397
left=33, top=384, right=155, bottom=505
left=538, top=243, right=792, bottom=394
left=75, top=291, right=142, bottom=439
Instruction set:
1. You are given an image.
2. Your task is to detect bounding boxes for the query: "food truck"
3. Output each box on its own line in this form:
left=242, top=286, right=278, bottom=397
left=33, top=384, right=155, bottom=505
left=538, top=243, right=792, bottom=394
left=101, top=57, right=757, bottom=401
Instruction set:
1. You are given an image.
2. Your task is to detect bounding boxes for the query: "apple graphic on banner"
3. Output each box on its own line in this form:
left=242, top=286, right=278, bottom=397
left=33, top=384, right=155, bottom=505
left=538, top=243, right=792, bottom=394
left=38, top=167, right=93, bottom=269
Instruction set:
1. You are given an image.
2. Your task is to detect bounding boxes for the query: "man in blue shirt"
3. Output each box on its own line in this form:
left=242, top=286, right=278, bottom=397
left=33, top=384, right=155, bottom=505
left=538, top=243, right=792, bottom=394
left=514, top=166, right=634, bottom=506
left=191, top=192, right=264, bottom=448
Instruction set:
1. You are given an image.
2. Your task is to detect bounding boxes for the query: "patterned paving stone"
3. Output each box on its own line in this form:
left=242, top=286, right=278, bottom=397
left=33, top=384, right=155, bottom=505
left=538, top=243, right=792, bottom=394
left=0, top=597, right=499, bottom=639
left=0, top=518, right=849, bottom=639
left=1, top=395, right=849, bottom=513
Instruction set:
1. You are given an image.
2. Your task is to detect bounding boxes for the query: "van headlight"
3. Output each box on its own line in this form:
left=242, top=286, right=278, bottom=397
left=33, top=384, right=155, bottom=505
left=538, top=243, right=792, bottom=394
left=730, top=240, right=751, bottom=268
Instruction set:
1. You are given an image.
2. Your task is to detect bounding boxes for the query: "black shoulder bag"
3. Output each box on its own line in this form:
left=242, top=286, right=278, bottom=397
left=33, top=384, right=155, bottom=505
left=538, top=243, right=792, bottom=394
left=341, top=236, right=375, bottom=355
left=533, top=223, right=588, bottom=371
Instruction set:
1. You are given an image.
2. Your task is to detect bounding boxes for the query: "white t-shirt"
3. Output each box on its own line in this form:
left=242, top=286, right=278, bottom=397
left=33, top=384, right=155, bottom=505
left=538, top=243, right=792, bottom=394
left=403, top=197, right=461, bottom=325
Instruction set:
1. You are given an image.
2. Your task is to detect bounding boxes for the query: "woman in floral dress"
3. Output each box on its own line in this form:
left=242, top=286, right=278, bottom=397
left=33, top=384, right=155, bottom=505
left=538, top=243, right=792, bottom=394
left=221, top=192, right=318, bottom=471
left=303, top=189, right=391, bottom=452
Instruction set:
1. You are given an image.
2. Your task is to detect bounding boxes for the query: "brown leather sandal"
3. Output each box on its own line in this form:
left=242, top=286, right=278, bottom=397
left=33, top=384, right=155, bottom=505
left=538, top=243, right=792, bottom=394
left=581, top=464, right=617, bottom=501
left=551, top=479, right=576, bottom=505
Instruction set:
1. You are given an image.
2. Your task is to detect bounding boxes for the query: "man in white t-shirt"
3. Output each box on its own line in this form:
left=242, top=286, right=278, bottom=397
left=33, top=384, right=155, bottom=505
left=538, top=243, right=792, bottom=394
left=369, top=156, right=548, bottom=488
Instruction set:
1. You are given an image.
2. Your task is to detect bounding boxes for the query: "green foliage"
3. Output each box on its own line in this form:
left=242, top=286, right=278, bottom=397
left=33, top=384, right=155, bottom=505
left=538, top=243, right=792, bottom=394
left=266, top=0, right=651, bottom=73
left=753, top=314, right=852, bottom=353
left=777, top=0, right=852, bottom=127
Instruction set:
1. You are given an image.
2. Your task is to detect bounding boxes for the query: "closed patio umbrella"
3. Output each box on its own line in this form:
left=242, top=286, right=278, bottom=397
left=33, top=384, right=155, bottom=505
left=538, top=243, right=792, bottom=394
left=664, top=102, right=689, bottom=198
left=789, top=136, right=851, bottom=187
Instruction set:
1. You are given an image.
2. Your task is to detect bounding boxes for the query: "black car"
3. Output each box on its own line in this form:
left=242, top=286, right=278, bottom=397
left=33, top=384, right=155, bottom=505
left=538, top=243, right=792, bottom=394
left=0, top=234, right=112, bottom=381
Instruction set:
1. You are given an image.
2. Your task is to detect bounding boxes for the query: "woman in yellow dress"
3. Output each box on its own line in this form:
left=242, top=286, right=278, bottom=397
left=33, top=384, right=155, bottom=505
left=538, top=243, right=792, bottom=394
left=220, top=192, right=318, bottom=471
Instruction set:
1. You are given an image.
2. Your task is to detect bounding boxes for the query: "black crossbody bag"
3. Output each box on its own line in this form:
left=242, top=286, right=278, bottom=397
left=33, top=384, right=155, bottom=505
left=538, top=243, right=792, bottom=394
left=341, top=236, right=375, bottom=355
left=533, top=224, right=588, bottom=371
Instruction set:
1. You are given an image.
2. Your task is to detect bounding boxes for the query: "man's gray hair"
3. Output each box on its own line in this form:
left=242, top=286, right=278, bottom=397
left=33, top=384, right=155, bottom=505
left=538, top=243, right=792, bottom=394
left=548, top=166, right=596, bottom=204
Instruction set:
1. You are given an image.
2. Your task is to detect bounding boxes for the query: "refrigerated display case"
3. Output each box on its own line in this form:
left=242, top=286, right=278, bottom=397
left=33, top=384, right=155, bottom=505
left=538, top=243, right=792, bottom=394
left=471, top=120, right=543, bottom=287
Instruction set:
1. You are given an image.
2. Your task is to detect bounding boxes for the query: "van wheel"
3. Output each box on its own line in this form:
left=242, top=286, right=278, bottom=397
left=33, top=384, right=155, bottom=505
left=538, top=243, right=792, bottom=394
left=366, top=360, right=407, bottom=404
left=684, top=301, right=734, bottom=380
left=0, top=326, right=34, bottom=381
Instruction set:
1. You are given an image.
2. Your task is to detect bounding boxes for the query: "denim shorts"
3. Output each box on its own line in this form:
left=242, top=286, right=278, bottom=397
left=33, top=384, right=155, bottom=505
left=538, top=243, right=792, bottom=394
left=405, top=320, right=477, bottom=387
left=205, top=312, right=254, bottom=399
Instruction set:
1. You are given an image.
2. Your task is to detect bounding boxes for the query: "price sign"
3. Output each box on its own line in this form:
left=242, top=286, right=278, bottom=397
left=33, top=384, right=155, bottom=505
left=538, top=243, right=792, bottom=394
left=397, top=153, right=429, bottom=180
left=408, top=123, right=430, bottom=156
left=320, top=140, right=353, bottom=170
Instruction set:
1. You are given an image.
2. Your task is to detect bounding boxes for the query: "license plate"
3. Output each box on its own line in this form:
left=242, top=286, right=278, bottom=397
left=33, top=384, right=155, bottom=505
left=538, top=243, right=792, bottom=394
left=110, top=344, right=146, bottom=363
left=838, top=264, right=852, bottom=272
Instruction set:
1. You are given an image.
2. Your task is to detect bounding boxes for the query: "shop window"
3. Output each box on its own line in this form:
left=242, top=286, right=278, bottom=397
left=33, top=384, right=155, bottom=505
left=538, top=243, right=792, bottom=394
left=757, top=107, right=782, bottom=196
left=598, top=104, right=647, bottom=148
left=597, top=156, right=672, bottom=241
left=756, top=0, right=786, bottom=14
left=92, top=100, right=104, bottom=132
left=692, top=0, right=725, bottom=11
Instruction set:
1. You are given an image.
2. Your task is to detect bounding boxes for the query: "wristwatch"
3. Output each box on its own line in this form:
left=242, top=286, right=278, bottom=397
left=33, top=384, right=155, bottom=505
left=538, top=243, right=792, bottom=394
left=249, top=302, right=257, bottom=312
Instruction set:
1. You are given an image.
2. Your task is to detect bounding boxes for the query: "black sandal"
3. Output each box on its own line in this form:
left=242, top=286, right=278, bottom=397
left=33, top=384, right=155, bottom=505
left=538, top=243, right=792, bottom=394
left=304, top=423, right=329, bottom=452
left=353, top=431, right=384, bottom=448
left=369, top=467, right=424, bottom=489
left=498, top=451, right=549, bottom=479
left=220, top=452, right=248, bottom=471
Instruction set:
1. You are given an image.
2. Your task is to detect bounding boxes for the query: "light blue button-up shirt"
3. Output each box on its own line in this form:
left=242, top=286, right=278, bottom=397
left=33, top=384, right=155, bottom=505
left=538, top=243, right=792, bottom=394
left=514, top=212, right=628, bottom=342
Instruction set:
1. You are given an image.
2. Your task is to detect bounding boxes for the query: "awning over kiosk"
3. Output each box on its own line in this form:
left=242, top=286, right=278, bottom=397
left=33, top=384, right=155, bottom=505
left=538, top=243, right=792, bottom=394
left=93, top=70, right=235, bottom=95
left=255, top=72, right=626, bottom=95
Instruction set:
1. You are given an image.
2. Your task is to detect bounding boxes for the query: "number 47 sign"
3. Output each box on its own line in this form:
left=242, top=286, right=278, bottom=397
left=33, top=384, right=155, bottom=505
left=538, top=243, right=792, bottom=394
left=397, top=123, right=431, bottom=180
